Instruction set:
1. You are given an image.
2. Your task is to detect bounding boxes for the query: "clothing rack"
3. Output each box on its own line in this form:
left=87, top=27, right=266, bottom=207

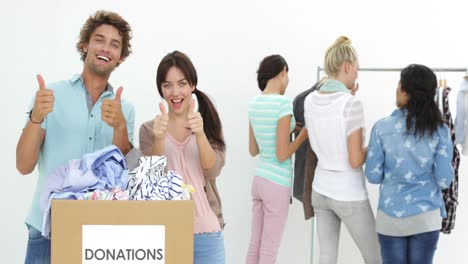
left=309, top=66, right=467, bottom=264
left=316, top=67, right=468, bottom=82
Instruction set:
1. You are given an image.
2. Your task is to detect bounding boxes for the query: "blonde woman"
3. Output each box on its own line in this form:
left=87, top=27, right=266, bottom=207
left=304, top=36, right=381, bottom=264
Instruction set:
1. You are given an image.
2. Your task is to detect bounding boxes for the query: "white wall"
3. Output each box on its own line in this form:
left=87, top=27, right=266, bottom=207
left=2, top=0, right=468, bottom=263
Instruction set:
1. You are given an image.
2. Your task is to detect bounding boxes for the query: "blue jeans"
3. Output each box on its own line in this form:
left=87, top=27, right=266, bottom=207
left=378, top=230, right=439, bottom=264
left=24, top=225, right=50, bottom=264
left=194, top=231, right=225, bottom=264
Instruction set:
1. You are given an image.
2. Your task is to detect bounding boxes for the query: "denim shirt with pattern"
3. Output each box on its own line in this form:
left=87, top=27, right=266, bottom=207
left=365, top=109, right=454, bottom=218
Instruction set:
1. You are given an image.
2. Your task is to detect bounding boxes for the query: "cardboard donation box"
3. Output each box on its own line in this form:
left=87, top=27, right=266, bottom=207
left=51, top=200, right=194, bottom=264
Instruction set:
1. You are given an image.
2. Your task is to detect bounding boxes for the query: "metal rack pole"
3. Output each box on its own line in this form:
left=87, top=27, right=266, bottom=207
left=316, top=67, right=467, bottom=81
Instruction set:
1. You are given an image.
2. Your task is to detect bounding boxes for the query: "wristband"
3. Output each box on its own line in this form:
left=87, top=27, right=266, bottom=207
left=28, top=110, right=43, bottom=124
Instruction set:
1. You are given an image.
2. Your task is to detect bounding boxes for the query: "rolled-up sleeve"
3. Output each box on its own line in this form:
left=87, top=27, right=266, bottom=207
left=204, top=146, right=226, bottom=179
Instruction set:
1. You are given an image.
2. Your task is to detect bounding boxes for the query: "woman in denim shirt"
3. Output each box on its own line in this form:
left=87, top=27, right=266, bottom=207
left=365, top=64, right=454, bottom=264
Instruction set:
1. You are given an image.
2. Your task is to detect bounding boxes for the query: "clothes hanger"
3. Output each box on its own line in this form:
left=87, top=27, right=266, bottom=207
left=437, top=71, right=443, bottom=89
left=443, top=71, right=447, bottom=90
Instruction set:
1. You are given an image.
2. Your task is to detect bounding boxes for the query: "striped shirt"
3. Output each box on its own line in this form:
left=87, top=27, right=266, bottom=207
left=249, top=94, right=295, bottom=187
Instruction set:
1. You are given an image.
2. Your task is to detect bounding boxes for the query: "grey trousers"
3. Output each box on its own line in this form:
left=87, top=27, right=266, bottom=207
left=312, top=190, right=382, bottom=264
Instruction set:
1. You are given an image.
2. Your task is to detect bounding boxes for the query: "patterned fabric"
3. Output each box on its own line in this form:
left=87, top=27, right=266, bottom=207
left=79, top=188, right=129, bottom=200
left=365, top=109, right=454, bottom=218
left=441, top=87, right=461, bottom=234
left=127, top=156, right=185, bottom=201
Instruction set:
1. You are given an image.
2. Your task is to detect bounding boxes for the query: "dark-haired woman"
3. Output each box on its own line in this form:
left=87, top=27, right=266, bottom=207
left=139, top=51, right=226, bottom=263
left=365, top=64, right=454, bottom=264
left=246, top=55, right=308, bottom=263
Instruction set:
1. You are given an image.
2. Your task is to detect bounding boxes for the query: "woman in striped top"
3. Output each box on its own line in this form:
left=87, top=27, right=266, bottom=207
left=246, top=55, right=309, bottom=263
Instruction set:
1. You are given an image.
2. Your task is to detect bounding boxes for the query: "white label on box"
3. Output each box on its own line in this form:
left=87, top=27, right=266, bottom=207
left=82, top=225, right=165, bottom=264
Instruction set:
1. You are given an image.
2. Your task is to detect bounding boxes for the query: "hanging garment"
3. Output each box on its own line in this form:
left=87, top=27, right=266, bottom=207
left=441, top=87, right=461, bottom=234
left=302, top=143, right=318, bottom=219
left=435, top=86, right=440, bottom=110
left=41, top=145, right=129, bottom=238
left=127, top=155, right=186, bottom=201
left=454, top=79, right=468, bottom=154
left=292, top=82, right=319, bottom=204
